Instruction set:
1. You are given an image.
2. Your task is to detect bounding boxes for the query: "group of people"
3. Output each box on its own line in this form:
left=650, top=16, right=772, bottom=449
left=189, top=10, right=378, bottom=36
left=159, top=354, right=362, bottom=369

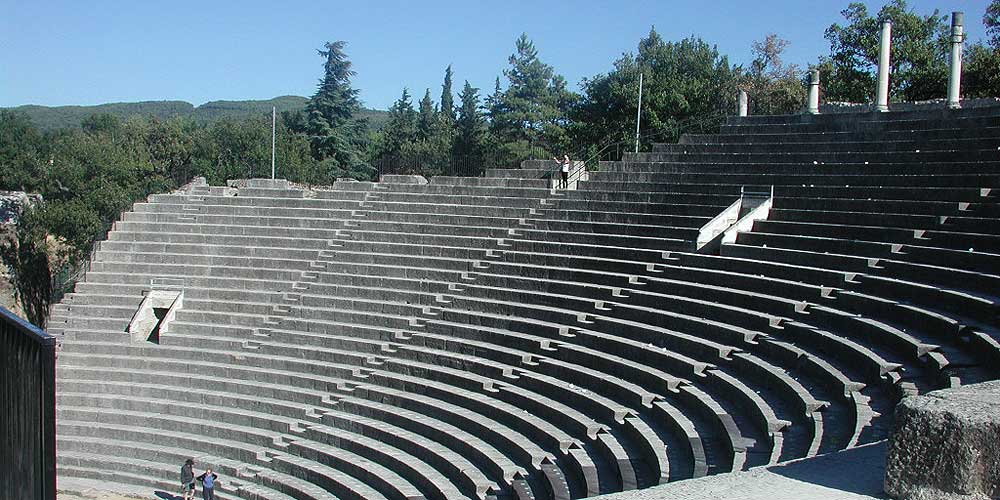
left=180, top=459, right=219, bottom=500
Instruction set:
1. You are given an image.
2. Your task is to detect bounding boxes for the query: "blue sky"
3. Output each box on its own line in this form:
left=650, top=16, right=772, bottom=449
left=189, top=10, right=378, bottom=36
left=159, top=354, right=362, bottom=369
left=0, top=0, right=992, bottom=110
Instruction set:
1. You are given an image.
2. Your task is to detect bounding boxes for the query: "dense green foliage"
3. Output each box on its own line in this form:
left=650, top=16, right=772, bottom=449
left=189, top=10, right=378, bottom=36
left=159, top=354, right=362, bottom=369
left=818, top=0, right=1000, bottom=102
left=573, top=29, right=738, bottom=149
left=965, top=0, right=1000, bottom=98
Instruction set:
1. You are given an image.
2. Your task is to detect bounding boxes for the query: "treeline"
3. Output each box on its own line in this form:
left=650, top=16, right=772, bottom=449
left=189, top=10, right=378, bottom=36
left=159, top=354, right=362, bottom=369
left=1, top=0, right=999, bottom=326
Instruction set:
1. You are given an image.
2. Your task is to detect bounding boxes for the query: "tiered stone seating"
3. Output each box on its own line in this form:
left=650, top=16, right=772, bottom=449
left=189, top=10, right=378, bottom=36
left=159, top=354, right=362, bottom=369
left=52, top=104, right=1000, bottom=500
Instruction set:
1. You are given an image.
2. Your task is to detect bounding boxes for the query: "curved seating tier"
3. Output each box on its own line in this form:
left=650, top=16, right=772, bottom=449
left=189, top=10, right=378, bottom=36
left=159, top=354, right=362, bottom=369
left=52, top=105, right=1000, bottom=500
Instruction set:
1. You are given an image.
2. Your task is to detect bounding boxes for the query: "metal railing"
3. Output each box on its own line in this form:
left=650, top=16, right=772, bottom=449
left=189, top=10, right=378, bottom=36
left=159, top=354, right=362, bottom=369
left=543, top=112, right=731, bottom=188
left=373, top=146, right=552, bottom=179
left=0, top=306, right=57, bottom=500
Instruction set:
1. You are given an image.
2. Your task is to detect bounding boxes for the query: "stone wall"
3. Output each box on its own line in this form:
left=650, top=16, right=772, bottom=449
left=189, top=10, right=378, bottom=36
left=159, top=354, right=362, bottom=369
left=885, top=381, right=1000, bottom=500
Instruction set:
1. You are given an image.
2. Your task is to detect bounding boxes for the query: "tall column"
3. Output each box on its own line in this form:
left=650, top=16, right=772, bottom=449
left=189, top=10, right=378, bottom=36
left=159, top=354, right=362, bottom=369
left=947, top=12, right=965, bottom=109
left=875, top=20, right=892, bottom=112
left=738, top=90, right=748, bottom=117
left=807, top=69, right=821, bottom=114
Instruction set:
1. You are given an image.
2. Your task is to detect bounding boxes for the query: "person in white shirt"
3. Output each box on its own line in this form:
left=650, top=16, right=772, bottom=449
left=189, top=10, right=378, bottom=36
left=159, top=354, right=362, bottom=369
left=553, top=154, right=571, bottom=188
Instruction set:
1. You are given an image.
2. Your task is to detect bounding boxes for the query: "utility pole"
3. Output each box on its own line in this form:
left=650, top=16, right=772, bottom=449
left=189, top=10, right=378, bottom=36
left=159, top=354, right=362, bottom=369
left=271, top=106, right=276, bottom=180
left=634, top=72, right=643, bottom=153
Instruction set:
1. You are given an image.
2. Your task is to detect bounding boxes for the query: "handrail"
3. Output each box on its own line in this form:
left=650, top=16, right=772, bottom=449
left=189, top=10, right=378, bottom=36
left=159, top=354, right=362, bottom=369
left=547, top=111, right=730, bottom=187
left=0, top=305, right=57, bottom=500
left=0, top=306, right=55, bottom=346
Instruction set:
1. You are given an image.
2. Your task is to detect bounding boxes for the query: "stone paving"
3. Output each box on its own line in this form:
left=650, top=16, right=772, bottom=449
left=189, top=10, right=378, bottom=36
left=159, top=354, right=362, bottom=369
left=591, top=441, right=889, bottom=500
left=58, top=477, right=177, bottom=500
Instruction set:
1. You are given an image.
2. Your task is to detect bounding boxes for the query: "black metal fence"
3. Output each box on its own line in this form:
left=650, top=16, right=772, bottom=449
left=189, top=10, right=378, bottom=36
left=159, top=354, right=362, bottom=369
left=373, top=146, right=552, bottom=180
left=0, top=306, right=56, bottom=500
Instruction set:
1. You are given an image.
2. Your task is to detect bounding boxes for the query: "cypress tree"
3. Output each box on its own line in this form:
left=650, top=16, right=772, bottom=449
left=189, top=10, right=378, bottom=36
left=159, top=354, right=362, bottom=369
left=383, top=88, right=417, bottom=155
left=454, top=81, right=486, bottom=157
left=417, top=89, right=436, bottom=140
left=440, top=65, right=455, bottom=123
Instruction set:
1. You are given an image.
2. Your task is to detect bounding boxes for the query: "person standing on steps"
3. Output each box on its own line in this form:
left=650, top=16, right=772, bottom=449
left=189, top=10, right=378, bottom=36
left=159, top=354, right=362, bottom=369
left=196, top=467, right=219, bottom=500
left=180, top=458, right=195, bottom=500
left=553, top=154, right=571, bottom=189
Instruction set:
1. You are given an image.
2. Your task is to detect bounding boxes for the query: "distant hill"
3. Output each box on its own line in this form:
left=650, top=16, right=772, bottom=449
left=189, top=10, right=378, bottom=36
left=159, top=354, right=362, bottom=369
left=6, top=96, right=388, bottom=131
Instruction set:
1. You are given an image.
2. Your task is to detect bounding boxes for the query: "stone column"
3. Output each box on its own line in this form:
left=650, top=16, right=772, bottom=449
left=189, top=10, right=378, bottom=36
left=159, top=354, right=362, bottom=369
left=737, top=90, right=748, bottom=117
left=947, top=11, right=965, bottom=109
left=875, top=20, right=892, bottom=112
left=807, top=70, right=821, bottom=114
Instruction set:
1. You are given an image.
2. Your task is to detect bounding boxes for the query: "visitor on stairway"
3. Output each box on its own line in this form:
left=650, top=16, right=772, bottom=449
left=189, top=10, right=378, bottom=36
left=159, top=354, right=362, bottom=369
left=180, top=458, right=195, bottom=500
left=196, top=468, right=219, bottom=500
left=553, top=154, right=571, bottom=188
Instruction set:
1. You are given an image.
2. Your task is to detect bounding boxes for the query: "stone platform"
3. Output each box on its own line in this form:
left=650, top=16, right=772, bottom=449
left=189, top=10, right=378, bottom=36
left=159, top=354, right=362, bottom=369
left=592, top=442, right=888, bottom=500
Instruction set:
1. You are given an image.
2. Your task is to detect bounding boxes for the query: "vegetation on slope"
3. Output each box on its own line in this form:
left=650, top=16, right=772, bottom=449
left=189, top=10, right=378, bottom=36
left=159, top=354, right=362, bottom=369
left=7, top=96, right=388, bottom=132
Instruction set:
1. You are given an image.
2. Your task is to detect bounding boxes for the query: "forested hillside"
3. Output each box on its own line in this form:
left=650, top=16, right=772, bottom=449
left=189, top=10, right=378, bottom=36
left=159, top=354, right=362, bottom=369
left=7, top=96, right=389, bottom=131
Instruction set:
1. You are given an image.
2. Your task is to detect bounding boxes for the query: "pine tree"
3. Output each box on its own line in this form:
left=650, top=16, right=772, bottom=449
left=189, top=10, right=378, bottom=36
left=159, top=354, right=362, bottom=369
left=486, top=77, right=504, bottom=136
left=440, top=65, right=455, bottom=123
left=304, top=41, right=367, bottom=173
left=417, top=89, right=436, bottom=141
left=382, top=88, right=417, bottom=155
left=491, top=34, right=574, bottom=157
left=454, top=81, right=486, bottom=157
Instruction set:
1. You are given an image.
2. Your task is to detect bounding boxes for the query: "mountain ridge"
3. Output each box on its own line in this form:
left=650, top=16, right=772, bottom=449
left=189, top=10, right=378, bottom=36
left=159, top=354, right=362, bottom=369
left=5, top=96, right=388, bottom=130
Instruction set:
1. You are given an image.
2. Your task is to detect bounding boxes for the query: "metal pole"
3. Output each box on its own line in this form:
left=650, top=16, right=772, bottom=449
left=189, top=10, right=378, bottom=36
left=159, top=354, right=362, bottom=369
left=634, top=72, right=643, bottom=153
left=876, top=20, right=892, bottom=112
left=271, top=106, right=276, bottom=180
left=947, top=12, right=965, bottom=109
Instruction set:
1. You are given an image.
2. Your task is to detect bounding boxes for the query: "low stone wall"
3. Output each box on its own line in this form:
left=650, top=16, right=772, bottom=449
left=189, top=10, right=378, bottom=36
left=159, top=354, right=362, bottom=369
left=885, top=381, right=1000, bottom=500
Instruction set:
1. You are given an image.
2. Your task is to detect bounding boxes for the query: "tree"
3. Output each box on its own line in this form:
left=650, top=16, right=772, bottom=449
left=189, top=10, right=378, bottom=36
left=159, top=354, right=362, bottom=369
left=0, top=208, right=52, bottom=328
left=382, top=88, right=417, bottom=156
left=819, top=0, right=949, bottom=103
left=965, top=0, right=1000, bottom=98
left=304, top=41, right=369, bottom=177
left=454, top=81, right=487, bottom=158
left=986, top=0, right=1000, bottom=47
left=417, top=89, right=436, bottom=141
left=574, top=28, right=738, bottom=148
left=742, top=34, right=808, bottom=114
left=0, top=110, right=45, bottom=192
left=440, top=65, right=455, bottom=124
left=490, top=34, right=575, bottom=159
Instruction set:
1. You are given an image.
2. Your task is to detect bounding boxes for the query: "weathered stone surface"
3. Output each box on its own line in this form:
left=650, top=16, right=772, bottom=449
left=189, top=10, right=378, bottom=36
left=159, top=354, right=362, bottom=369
left=380, top=174, right=428, bottom=184
left=0, top=190, right=42, bottom=226
left=885, top=381, right=1000, bottom=500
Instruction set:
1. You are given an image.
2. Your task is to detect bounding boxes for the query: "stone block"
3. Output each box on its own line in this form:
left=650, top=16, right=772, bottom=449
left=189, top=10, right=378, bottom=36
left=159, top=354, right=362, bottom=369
left=380, top=175, right=427, bottom=185
left=885, top=381, right=1000, bottom=500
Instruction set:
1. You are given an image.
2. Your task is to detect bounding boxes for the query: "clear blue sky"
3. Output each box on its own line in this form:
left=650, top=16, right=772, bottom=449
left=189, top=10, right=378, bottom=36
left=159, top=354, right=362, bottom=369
left=0, top=0, right=991, bottom=110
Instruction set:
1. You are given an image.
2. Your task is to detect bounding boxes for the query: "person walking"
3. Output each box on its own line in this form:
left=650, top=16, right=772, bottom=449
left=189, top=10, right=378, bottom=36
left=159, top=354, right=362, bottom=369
left=196, top=468, right=219, bottom=500
left=180, top=459, right=195, bottom=500
left=553, top=154, right=571, bottom=189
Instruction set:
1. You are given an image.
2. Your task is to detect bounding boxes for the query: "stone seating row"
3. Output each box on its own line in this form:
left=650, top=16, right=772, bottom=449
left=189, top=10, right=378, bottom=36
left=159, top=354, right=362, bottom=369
left=679, top=126, right=1000, bottom=146
left=625, top=149, right=1000, bottom=164
left=661, top=135, right=1000, bottom=153
left=68, top=240, right=876, bottom=470
left=597, top=161, right=1000, bottom=175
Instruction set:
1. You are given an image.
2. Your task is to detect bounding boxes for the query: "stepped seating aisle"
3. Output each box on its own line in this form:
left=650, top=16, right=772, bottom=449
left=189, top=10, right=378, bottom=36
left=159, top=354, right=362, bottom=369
left=51, top=105, right=1000, bottom=500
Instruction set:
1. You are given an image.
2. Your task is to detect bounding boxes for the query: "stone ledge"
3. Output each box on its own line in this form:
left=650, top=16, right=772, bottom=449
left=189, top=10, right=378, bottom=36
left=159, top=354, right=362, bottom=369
left=885, top=381, right=1000, bottom=500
